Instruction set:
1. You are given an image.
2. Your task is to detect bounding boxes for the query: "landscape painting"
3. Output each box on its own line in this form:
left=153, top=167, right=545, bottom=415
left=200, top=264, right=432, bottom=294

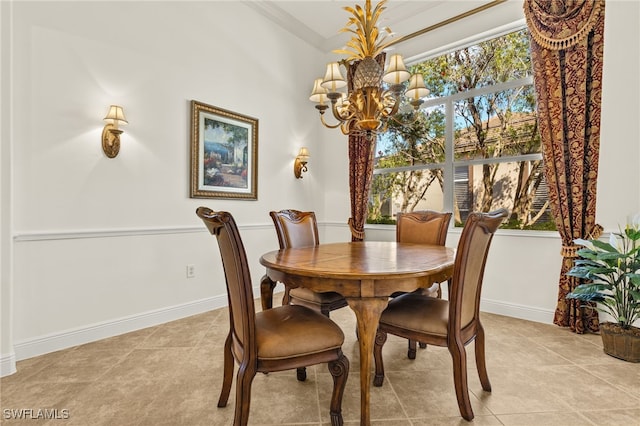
left=190, top=100, right=258, bottom=199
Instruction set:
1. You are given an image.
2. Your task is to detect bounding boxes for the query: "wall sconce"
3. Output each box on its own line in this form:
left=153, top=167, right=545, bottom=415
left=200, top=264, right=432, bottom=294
left=294, top=147, right=310, bottom=179
left=101, top=105, right=128, bottom=158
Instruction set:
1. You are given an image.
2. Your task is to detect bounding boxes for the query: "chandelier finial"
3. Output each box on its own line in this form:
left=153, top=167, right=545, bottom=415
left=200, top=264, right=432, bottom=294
left=333, top=0, right=394, bottom=61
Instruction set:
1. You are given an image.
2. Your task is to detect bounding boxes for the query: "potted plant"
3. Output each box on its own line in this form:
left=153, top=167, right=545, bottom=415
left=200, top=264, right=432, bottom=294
left=567, top=215, right=640, bottom=362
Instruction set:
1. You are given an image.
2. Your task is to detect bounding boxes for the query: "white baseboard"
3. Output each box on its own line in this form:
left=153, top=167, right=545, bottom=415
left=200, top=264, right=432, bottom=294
left=13, top=295, right=228, bottom=364
left=481, top=297, right=555, bottom=324
left=1, top=352, right=17, bottom=377
left=4, top=292, right=554, bottom=377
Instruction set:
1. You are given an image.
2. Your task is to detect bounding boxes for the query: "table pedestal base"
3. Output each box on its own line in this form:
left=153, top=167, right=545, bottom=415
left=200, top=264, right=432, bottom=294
left=346, top=297, right=389, bottom=426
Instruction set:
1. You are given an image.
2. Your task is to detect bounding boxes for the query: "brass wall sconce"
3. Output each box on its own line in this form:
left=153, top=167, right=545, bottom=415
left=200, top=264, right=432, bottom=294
left=294, top=147, right=310, bottom=179
left=101, top=105, right=128, bottom=158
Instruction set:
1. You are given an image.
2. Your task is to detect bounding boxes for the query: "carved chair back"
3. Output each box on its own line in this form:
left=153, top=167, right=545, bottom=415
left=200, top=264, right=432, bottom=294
left=270, top=209, right=319, bottom=249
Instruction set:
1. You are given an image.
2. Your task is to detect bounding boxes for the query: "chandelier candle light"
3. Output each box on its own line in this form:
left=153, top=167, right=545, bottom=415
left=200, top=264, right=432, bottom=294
left=309, top=0, right=429, bottom=139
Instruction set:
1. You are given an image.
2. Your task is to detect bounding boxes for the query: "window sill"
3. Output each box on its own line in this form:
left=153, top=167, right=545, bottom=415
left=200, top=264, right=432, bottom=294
left=364, top=223, right=561, bottom=239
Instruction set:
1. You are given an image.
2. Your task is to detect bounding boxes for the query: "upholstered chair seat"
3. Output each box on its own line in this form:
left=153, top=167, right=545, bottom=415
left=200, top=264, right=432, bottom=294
left=288, top=287, right=346, bottom=306
left=376, top=293, right=449, bottom=337
left=255, top=305, right=345, bottom=361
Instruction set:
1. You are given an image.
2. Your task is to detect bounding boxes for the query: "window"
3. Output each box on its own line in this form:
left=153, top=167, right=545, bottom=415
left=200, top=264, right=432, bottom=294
left=369, top=28, right=554, bottom=230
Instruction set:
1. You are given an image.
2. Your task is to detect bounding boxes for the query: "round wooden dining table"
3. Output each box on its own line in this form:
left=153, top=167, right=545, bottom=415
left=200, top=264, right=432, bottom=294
left=259, top=241, right=455, bottom=425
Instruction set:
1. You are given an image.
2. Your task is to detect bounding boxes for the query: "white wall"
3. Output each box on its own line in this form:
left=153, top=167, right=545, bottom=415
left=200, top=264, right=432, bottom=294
left=1, top=0, right=16, bottom=376
left=2, top=0, right=639, bottom=376
left=3, top=1, right=327, bottom=370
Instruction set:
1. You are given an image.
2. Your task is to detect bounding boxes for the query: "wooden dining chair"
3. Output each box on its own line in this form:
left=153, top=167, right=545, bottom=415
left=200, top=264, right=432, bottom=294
left=373, top=208, right=508, bottom=421
left=196, top=207, right=349, bottom=426
left=395, top=210, right=452, bottom=298
left=394, top=210, right=452, bottom=358
left=261, top=209, right=348, bottom=316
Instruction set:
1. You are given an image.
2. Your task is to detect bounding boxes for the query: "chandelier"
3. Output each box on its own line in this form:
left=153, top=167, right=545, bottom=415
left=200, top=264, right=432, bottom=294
left=309, top=0, right=429, bottom=139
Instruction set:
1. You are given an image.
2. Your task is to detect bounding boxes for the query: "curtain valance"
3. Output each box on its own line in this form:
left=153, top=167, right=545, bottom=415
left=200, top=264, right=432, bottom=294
left=524, top=0, right=604, bottom=50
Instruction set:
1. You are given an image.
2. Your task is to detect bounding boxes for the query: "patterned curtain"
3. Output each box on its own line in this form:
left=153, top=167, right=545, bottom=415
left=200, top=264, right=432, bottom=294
left=524, top=0, right=605, bottom=333
left=348, top=133, right=375, bottom=241
left=347, top=53, right=385, bottom=242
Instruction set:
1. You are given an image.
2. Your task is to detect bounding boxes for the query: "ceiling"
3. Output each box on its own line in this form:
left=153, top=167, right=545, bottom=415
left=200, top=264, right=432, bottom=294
left=244, top=1, right=494, bottom=54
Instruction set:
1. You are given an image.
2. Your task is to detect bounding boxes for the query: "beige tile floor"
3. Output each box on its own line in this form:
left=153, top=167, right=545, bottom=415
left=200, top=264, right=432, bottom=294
left=1, top=295, right=639, bottom=425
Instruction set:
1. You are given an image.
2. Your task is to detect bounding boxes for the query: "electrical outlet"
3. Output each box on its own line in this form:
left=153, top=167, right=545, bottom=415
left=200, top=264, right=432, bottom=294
left=186, top=264, right=196, bottom=278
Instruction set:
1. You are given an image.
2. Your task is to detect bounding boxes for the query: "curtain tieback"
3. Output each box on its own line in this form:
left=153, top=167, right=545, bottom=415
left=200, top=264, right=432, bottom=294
left=560, top=224, right=604, bottom=258
left=560, top=245, right=580, bottom=259
left=348, top=217, right=365, bottom=241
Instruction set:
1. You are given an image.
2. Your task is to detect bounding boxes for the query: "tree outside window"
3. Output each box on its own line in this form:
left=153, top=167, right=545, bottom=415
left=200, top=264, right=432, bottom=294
left=369, top=29, right=554, bottom=230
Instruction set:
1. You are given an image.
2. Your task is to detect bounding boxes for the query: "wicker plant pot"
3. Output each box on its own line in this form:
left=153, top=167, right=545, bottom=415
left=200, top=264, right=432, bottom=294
left=600, top=322, right=640, bottom=362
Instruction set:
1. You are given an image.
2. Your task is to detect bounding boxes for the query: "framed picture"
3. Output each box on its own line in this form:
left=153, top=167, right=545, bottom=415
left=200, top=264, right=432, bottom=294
left=190, top=100, right=258, bottom=199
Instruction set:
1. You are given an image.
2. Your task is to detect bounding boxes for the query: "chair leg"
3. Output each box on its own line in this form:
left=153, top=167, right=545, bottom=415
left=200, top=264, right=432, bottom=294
left=217, top=332, right=234, bottom=408
left=407, top=339, right=417, bottom=359
left=296, top=367, right=307, bottom=381
left=293, top=294, right=324, bottom=382
left=328, top=353, right=349, bottom=426
left=234, top=361, right=256, bottom=426
left=321, top=305, right=331, bottom=317
left=282, top=286, right=291, bottom=306
left=413, top=282, right=442, bottom=353
left=415, top=284, right=435, bottom=350
left=373, top=330, right=387, bottom=387
left=449, top=340, right=474, bottom=421
left=440, top=278, right=452, bottom=299
left=475, top=323, right=492, bottom=392
left=259, top=275, right=277, bottom=310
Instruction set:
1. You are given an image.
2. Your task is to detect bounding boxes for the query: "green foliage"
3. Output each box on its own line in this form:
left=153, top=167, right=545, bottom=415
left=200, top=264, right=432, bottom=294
left=368, top=29, right=551, bottom=228
left=371, top=111, right=445, bottom=214
left=567, top=216, right=640, bottom=328
left=366, top=216, right=396, bottom=225
left=411, top=30, right=532, bottom=97
left=502, top=217, right=557, bottom=231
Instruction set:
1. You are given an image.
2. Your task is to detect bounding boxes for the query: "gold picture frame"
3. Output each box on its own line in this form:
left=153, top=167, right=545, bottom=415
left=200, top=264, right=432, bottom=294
left=190, top=100, right=258, bottom=199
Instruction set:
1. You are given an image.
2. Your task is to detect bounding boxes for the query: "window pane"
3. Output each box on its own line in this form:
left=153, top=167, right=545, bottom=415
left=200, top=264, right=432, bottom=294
left=374, top=105, right=446, bottom=168
left=454, top=166, right=471, bottom=224
left=412, top=29, right=532, bottom=97
left=453, top=161, right=554, bottom=230
left=368, top=169, right=444, bottom=224
left=454, top=85, right=539, bottom=161
left=369, top=28, right=554, bottom=231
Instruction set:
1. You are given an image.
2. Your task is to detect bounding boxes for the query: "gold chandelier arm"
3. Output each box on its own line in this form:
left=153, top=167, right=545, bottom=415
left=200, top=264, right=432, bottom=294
left=319, top=113, right=345, bottom=129
left=388, top=110, right=421, bottom=127
left=381, top=91, right=400, bottom=115
left=377, top=104, right=399, bottom=123
left=389, top=99, right=400, bottom=117
left=340, top=121, right=352, bottom=135
left=331, top=102, right=357, bottom=123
